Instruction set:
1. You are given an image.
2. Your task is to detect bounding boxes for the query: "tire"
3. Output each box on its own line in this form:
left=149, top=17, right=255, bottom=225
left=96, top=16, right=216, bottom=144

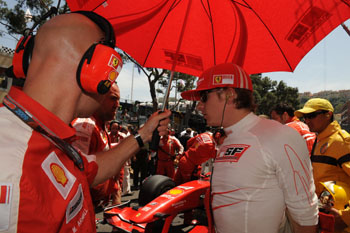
left=138, top=175, right=176, bottom=206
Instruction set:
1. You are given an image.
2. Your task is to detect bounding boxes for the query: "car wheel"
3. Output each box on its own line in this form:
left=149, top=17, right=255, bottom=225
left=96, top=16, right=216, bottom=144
left=138, top=175, right=176, bottom=206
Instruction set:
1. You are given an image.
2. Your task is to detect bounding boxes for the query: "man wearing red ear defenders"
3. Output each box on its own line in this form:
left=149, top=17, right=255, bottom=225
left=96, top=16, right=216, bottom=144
left=0, top=12, right=170, bottom=233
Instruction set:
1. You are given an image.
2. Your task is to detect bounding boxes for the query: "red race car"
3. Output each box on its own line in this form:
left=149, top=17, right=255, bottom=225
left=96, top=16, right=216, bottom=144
left=102, top=174, right=214, bottom=233
left=102, top=174, right=337, bottom=233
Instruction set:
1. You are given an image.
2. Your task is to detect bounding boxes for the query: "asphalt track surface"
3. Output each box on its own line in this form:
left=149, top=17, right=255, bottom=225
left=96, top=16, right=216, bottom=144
left=96, top=185, right=195, bottom=233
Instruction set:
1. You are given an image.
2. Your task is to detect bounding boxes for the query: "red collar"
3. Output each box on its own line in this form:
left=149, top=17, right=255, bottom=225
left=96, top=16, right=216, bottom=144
left=6, top=87, right=76, bottom=140
left=286, top=116, right=300, bottom=124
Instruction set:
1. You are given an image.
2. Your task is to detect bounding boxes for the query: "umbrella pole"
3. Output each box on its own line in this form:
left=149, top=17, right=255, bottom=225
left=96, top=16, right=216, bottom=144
left=341, top=23, right=350, bottom=37
left=149, top=71, right=174, bottom=151
left=161, top=71, right=174, bottom=111
left=150, top=0, right=191, bottom=150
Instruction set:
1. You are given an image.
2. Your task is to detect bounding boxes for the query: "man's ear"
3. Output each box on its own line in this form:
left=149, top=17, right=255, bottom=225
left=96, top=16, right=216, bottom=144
left=225, top=88, right=235, bottom=101
left=282, top=112, right=289, bottom=123
left=326, top=112, right=332, bottom=119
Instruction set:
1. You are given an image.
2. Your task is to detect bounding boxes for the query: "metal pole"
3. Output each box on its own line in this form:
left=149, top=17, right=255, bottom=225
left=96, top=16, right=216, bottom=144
left=131, top=64, right=134, bottom=102
left=161, top=71, right=174, bottom=111
left=341, top=23, right=350, bottom=37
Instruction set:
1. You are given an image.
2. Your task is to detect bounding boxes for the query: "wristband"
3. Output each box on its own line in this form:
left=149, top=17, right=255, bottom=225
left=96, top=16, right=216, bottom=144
left=133, top=131, right=144, bottom=148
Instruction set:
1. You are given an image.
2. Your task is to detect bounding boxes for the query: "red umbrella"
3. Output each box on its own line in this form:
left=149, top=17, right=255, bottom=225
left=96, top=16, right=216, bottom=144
left=67, top=0, right=350, bottom=77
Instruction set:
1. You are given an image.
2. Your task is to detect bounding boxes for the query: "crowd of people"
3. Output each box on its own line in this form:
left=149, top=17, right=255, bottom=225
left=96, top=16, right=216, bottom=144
left=1, top=10, right=350, bottom=233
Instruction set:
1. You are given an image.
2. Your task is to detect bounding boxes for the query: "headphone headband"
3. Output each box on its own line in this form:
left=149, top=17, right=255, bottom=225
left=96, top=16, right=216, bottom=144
left=72, top=11, right=115, bottom=48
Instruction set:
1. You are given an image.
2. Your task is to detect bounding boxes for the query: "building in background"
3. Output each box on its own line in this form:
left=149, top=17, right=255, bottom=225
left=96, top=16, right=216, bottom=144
left=0, top=46, right=14, bottom=101
left=341, top=101, right=350, bottom=132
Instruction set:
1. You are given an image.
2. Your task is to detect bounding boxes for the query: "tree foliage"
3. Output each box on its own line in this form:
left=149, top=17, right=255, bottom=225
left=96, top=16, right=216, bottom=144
left=251, top=74, right=300, bottom=115
left=0, top=0, right=69, bottom=38
left=299, top=90, right=350, bottom=114
left=132, top=64, right=196, bottom=112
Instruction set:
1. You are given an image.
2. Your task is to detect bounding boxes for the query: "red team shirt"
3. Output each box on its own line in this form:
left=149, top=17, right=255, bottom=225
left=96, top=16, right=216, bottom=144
left=174, top=132, right=216, bottom=185
left=157, top=135, right=184, bottom=179
left=72, top=116, right=120, bottom=206
left=286, top=116, right=316, bottom=155
left=0, top=88, right=98, bottom=232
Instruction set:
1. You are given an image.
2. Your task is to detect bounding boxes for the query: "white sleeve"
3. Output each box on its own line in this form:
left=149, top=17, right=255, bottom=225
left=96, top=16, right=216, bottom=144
left=71, top=118, right=95, bottom=155
left=275, top=131, right=319, bottom=226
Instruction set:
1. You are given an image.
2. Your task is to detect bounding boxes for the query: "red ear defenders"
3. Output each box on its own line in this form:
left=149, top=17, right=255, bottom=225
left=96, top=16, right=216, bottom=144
left=11, top=35, right=35, bottom=80
left=75, top=11, right=123, bottom=94
left=9, top=11, right=123, bottom=94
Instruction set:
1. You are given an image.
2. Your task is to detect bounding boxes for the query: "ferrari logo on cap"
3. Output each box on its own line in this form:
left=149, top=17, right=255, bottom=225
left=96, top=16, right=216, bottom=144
left=214, top=76, right=222, bottom=84
left=213, top=74, right=235, bottom=85
left=50, top=163, right=68, bottom=187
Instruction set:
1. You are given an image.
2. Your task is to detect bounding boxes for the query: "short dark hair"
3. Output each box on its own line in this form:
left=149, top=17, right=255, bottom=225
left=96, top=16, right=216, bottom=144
left=271, top=103, right=295, bottom=117
left=109, top=120, right=120, bottom=130
left=233, top=88, right=256, bottom=112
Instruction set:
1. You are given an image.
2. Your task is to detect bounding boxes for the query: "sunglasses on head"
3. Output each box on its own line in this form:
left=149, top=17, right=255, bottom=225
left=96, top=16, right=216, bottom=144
left=199, top=88, right=224, bottom=103
left=303, top=110, right=328, bottom=119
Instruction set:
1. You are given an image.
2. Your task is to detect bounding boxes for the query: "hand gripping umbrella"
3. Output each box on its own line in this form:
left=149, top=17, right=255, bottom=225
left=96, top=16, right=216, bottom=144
left=67, top=0, right=350, bottom=148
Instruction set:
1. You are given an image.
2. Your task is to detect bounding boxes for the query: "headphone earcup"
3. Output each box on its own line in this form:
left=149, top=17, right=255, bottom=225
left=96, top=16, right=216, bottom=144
left=12, top=35, right=35, bottom=78
left=77, top=43, right=123, bottom=94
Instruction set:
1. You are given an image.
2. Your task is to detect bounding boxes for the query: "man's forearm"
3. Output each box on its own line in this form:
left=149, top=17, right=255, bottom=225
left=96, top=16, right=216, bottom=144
left=92, top=110, right=171, bottom=186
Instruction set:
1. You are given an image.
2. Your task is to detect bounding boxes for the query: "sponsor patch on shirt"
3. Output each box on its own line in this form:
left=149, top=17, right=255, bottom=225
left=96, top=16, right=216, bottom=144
left=66, top=184, right=84, bottom=224
left=42, top=151, right=76, bottom=200
left=216, top=144, right=250, bottom=162
left=0, top=183, right=12, bottom=231
left=200, top=134, right=212, bottom=144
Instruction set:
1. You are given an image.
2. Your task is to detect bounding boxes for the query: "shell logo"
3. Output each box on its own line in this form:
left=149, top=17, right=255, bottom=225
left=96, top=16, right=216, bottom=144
left=169, top=189, right=183, bottom=195
left=50, top=163, right=68, bottom=187
left=214, top=76, right=222, bottom=84
left=108, top=70, right=117, bottom=83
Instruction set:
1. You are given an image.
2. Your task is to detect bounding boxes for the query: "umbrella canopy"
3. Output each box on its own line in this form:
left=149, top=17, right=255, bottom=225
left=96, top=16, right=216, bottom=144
left=67, top=0, right=350, bottom=76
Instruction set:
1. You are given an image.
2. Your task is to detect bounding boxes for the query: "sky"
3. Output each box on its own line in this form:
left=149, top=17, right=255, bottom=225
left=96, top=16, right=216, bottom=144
left=264, top=20, right=350, bottom=94
left=1, top=7, right=350, bottom=102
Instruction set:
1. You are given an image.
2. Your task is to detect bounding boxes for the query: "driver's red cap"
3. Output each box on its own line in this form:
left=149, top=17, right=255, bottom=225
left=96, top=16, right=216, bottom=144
left=181, top=63, right=252, bottom=101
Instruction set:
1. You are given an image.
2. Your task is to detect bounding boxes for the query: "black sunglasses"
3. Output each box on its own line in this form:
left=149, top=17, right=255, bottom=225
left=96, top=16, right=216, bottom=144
left=303, top=110, right=328, bottom=119
left=199, top=88, right=224, bottom=102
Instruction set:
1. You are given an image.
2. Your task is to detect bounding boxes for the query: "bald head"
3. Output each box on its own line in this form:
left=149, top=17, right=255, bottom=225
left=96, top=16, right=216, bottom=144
left=23, top=13, right=107, bottom=123
left=26, top=13, right=104, bottom=86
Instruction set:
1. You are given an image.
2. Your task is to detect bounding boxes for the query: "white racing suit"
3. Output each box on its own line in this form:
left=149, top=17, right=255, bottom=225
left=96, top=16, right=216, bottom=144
left=211, top=113, right=318, bottom=233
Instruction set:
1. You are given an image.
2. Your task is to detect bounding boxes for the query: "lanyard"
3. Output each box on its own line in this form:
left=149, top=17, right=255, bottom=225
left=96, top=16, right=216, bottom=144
left=3, top=95, right=84, bottom=171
